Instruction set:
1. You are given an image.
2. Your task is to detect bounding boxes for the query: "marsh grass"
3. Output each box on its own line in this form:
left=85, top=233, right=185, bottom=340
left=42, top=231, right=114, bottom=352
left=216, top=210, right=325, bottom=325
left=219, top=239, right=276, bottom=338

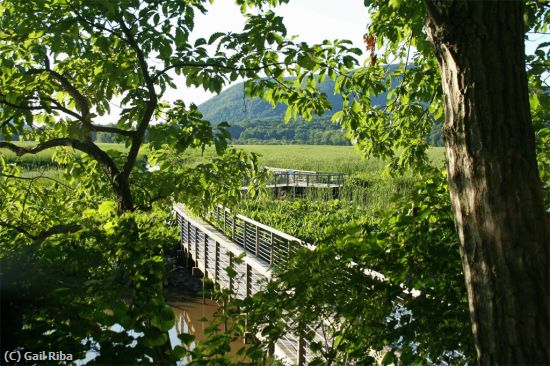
left=2, top=143, right=445, bottom=228
left=0, top=142, right=148, bottom=169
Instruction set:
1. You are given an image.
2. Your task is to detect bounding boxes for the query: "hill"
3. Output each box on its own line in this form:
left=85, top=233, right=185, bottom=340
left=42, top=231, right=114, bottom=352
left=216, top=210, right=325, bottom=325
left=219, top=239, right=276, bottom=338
left=196, top=66, right=444, bottom=146
left=197, top=76, right=390, bottom=145
left=198, top=77, right=389, bottom=123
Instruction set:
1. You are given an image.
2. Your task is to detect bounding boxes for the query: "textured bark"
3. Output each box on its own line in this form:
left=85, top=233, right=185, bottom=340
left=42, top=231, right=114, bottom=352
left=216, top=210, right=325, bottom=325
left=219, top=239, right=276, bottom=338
left=112, top=173, right=134, bottom=213
left=424, top=1, right=550, bottom=364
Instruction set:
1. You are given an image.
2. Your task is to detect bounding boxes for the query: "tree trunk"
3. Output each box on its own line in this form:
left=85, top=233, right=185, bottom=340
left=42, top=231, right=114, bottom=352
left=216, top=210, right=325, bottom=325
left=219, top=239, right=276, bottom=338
left=112, top=174, right=134, bottom=213
left=424, top=1, right=550, bottom=364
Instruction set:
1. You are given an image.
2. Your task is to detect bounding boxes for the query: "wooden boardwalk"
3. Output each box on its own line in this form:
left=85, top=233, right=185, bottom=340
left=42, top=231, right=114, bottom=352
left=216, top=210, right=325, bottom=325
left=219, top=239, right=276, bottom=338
left=267, top=167, right=346, bottom=188
left=173, top=204, right=319, bottom=365
left=241, top=168, right=347, bottom=191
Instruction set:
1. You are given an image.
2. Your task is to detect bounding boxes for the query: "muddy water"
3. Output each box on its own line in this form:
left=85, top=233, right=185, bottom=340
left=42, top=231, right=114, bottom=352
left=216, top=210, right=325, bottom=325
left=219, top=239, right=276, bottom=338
left=166, top=293, right=247, bottom=364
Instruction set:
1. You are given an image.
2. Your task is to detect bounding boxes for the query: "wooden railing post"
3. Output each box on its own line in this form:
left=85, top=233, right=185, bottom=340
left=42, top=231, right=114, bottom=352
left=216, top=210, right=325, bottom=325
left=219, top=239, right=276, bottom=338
left=186, top=220, right=190, bottom=250
left=186, top=220, right=191, bottom=268
left=287, top=239, right=291, bottom=267
left=255, top=225, right=259, bottom=256
left=179, top=214, right=183, bottom=247
left=204, top=234, right=208, bottom=276
left=232, top=215, right=236, bottom=240
left=270, top=232, right=274, bottom=265
left=243, top=220, right=247, bottom=250
left=215, top=241, right=219, bottom=283
left=194, top=226, right=198, bottom=263
left=229, top=252, right=234, bottom=295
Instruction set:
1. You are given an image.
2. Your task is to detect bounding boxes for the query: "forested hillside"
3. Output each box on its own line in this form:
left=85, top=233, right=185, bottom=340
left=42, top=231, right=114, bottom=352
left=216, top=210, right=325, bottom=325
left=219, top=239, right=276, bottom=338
left=198, top=75, right=390, bottom=123
left=198, top=69, right=444, bottom=146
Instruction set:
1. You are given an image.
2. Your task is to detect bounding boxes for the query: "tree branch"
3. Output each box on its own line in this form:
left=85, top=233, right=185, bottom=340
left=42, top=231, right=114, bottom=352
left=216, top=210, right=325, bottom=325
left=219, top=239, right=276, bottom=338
left=0, top=219, right=82, bottom=244
left=118, top=16, right=157, bottom=180
left=0, top=138, right=120, bottom=178
left=0, top=172, right=72, bottom=189
left=153, top=60, right=283, bottom=82
left=1, top=114, right=15, bottom=129
left=64, top=0, right=130, bottom=45
left=90, top=124, right=135, bottom=137
left=0, top=95, right=84, bottom=123
left=27, top=68, right=92, bottom=120
left=34, top=222, right=82, bottom=243
left=0, top=96, right=136, bottom=138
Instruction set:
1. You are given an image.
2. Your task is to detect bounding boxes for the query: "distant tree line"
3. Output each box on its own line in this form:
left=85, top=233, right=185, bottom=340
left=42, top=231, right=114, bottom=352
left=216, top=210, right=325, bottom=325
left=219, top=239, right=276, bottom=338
left=227, top=117, right=445, bottom=146
left=227, top=118, right=351, bottom=145
left=1, top=120, right=445, bottom=146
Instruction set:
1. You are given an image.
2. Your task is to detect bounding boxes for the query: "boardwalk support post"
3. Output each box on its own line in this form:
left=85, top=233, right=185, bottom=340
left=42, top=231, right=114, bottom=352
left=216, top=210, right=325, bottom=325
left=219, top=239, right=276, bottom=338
left=297, top=334, right=306, bottom=366
left=246, top=264, right=252, bottom=298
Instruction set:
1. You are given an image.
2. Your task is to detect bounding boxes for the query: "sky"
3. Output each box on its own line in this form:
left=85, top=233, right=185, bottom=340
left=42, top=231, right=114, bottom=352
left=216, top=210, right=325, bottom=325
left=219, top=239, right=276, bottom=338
left=100, top=0, right=548, bottom=123
left=166, top=0, right=371, bottom=105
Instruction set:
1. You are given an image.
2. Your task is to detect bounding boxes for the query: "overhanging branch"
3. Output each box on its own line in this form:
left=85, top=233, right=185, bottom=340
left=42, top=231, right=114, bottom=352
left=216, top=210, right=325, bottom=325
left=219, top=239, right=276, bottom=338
left=0, top=219, right=82, bottom=244
left=0, top=138, right=120, bottom=178
left=26, top=68, right=92, bottom=119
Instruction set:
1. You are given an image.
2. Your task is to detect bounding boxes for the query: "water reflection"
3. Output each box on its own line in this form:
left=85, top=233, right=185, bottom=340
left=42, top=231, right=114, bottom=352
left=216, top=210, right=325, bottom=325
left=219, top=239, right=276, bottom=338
left=167, top=294, right=246, bottom=364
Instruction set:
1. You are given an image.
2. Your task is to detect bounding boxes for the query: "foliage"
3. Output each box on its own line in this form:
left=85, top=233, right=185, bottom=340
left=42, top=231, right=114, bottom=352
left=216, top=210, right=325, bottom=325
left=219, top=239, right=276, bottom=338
left=235, top=199, right=372, bottom=244
left=0, top=0, right=307, bottom=363
left=1, top=0, right=546, bottom=364
left=1, top=0, right=312, bottom=212
left=529, top=38, right=550, bottom=206
left=243, top=170, right=475, bottom=365
left=198, top=76, right=390, bottom=123
left=0, top=175, right=182, bottom=363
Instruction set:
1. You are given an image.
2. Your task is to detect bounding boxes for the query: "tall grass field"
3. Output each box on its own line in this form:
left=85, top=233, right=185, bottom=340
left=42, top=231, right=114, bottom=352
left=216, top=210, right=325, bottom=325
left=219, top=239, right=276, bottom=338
left=1, top=142, right=445, bottom=172
left=2, top=142, right=446, bottom=238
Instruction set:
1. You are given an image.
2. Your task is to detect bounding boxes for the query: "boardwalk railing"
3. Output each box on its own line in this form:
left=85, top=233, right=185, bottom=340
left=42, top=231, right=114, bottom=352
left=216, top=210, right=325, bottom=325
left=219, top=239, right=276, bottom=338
left=174, top=202, right=421, bottom=365
left=175, top=204, right=271, bottom=300
left=266, top=167, right=346, bottom=188
left=173, top=203, right=317, bottom=364
left=210, top=205, right=313, bottom=270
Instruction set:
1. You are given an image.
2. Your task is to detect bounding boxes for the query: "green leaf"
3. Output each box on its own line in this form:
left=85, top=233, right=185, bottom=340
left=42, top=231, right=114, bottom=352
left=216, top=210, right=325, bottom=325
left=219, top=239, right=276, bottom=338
left=98, top=200, right=116, bottom=215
